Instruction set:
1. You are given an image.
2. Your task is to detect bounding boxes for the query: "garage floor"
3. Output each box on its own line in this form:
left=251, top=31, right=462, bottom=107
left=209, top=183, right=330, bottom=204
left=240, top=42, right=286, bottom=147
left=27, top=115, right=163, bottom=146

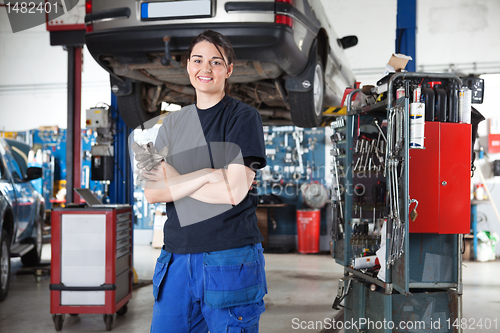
left=0, top=244, right=499, bottom=333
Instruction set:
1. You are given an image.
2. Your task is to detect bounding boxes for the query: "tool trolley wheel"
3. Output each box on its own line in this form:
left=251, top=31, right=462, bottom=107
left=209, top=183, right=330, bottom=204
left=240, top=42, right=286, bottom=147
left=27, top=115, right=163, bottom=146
left=103, top=314, right=114, bottom=331
left=69, top=313, right=78, bottom=316
left=116, top=303, right=128, bottom=316
left=52, top=314, right=64, bottom=331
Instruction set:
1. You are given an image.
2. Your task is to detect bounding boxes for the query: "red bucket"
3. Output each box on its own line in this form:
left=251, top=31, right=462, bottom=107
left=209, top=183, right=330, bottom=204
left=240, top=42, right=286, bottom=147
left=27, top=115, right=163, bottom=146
left=296, top=209, right=320, bottom=254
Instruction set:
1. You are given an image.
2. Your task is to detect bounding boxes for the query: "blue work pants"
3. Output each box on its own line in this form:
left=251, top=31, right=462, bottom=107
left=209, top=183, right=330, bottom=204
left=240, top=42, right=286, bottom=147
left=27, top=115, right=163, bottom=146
left=150, top=243, right=267, bottom=333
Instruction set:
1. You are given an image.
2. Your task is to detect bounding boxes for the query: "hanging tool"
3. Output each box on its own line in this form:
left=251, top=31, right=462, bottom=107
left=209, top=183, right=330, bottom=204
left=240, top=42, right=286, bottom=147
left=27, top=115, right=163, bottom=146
left=385, top=104, right=406, bottom=266
left=331, top=130, right=344, bottom=240
left=292, top=129, right=304, bottom=173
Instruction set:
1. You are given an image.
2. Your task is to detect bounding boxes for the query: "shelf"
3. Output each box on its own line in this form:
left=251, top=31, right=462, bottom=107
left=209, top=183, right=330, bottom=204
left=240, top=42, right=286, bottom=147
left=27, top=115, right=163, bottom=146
left=344, top=266, right=391, bottom=293
left=471, top=199, right=489, bottom=205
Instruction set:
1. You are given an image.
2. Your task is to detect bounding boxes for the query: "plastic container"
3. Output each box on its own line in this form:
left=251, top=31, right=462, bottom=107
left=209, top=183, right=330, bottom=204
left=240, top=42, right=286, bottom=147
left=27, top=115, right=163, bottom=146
left=459, top=86, right=472, bottom=124
left=447, top=81, right=459, bottom=123
left=296, top=209, right=320, bottom=254
left=434, top=84, right=448, bottom=122
left=421, top=83, right=435, bottom=121
left=475, top=184, right=484, bottom=201
left=409, top=102, right=425, bottom=148
left=413, top=85, right=421, bottom=103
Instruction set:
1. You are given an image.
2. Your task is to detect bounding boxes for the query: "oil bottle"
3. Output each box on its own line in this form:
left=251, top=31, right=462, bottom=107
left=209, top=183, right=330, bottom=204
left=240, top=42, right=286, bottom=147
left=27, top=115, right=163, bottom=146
left=421, top=83, right=435, bottom=121
left=447, top=81, right=458, bottom=123
left=434, top=83, right=448, bottom=122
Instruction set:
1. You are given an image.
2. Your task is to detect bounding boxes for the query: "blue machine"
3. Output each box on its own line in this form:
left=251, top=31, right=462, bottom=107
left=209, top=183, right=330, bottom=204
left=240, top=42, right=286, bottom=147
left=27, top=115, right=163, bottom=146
left=31, top=128, right=105, bottom=209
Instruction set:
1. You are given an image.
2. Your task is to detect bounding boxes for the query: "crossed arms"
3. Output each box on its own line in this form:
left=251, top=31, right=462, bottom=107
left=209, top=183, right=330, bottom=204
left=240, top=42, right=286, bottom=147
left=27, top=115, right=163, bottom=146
left=143, top=161, right=255, bottom=206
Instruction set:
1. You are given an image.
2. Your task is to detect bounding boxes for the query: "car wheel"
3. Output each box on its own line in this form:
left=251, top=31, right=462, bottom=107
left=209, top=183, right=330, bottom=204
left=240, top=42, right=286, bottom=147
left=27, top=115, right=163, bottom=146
left=0, top=230, right=11, bottom=302
left=21, top=220, right=42, bottom=267
left=289, top=56, right=325, bottom=128
left=117, top=82, right=161, bottom=129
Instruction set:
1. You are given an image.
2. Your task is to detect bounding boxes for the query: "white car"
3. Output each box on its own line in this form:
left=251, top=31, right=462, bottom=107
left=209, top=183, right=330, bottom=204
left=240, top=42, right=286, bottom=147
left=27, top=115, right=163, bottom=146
left=84, top=0, right=357, bottom=128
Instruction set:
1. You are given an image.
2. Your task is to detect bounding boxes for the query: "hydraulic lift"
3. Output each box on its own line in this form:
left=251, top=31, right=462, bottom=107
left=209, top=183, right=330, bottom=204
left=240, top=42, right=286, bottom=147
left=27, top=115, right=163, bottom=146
left=47, top=16, right=134, bottom=332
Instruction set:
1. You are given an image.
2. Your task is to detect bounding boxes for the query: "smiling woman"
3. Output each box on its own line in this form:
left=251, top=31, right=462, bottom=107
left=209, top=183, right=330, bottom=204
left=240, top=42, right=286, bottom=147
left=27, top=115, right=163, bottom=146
left=142, top=30, right=268, bottom=333
left=186, top=40, right=233, bottom=108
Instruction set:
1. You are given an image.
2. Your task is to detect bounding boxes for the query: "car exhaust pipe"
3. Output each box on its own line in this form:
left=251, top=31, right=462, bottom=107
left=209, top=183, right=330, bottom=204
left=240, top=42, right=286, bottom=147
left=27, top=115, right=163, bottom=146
left=161, top=36, right=182, bottom=68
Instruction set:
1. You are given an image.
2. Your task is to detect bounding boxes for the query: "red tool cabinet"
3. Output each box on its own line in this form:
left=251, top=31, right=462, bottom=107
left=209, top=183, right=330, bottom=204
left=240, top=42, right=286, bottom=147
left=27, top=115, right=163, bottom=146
left=50, top=206, right=133, bottom=331
left=409, top=122, right=471, bottom=233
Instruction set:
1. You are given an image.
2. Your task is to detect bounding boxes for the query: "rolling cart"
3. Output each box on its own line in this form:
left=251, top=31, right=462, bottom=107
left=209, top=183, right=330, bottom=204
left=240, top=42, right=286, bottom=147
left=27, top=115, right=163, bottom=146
left=50, top=205, right=133, bottom=331
left=330, top=72, right=475, bottom=332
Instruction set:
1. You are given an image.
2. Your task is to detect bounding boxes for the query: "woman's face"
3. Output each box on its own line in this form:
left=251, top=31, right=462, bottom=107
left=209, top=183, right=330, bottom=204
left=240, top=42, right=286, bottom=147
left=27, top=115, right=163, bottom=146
left=187, top=40, right=233, bottom=96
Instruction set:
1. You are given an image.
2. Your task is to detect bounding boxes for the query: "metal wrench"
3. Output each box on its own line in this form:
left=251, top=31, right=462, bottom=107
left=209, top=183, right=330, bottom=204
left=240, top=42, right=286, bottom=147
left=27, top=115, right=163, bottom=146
left=363, top=140, right=372, bottom=171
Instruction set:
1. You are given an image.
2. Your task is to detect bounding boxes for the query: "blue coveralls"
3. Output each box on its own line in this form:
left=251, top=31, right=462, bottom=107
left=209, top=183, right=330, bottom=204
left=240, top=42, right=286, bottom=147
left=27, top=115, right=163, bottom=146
left=151, top=243, right=267, bottom=332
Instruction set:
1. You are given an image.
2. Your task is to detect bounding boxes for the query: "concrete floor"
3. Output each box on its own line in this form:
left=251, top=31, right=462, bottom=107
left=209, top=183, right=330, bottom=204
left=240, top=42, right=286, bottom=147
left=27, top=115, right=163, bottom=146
left=0, top=244, right=499, bottom=332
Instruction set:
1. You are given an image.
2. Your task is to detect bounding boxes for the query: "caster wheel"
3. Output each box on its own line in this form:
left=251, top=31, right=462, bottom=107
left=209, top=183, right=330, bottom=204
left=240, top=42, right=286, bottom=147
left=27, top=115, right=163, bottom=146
left=103, top=314, right=114, bottom=331
left=116, top=303, right=128, bottom=316
left=52, top=314, right=64, bottom=331
left=69, top=313, right=79, bottom=317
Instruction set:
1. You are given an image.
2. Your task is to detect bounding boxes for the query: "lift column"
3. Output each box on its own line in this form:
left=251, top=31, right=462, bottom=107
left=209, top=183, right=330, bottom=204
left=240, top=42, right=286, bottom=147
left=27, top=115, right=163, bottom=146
left=396, top=0, right=417, bottom=72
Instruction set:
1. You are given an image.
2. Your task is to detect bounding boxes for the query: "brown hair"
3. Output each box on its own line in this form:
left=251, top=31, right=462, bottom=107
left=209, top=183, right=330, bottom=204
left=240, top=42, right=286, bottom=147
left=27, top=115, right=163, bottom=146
left=188, top=30, right=235, bottom=95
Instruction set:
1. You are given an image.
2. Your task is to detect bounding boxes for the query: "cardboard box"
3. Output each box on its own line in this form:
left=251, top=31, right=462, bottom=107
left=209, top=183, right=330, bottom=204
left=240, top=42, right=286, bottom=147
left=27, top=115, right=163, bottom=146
left=387, top=53, right=413, bottom=72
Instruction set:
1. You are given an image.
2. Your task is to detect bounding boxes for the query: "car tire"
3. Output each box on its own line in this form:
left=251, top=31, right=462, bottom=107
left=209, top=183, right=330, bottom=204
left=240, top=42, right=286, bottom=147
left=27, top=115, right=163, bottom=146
left=21, top=220, right=43, bottom=267
left=0, top=230, right=11, bottom=302
left=289, top=56, right=325, bottom=128
left=117, top=82, right=161, bottom=130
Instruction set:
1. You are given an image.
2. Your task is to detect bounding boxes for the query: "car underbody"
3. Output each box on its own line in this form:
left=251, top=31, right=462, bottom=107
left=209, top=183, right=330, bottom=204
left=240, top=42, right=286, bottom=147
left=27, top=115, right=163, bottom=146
left=106, top=54, right=293, bottom=121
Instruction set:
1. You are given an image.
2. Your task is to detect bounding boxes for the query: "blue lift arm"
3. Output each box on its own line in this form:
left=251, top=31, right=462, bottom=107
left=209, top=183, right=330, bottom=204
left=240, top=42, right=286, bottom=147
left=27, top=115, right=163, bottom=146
left=396, top=0, right=417, bottom=72
left=109, top=93, right=134, bottom=205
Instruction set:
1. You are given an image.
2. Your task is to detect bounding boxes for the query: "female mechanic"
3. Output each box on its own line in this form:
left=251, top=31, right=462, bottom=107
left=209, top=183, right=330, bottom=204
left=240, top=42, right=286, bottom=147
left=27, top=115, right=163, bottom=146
left=143, top=30, right=268, bottom=333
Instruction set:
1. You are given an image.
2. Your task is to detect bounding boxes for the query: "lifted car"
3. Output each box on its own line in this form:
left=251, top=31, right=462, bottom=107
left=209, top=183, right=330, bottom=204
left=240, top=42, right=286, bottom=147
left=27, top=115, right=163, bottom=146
left=84, top=0, right=357, bottom=128
left=0, top=138, right=45, bottom=302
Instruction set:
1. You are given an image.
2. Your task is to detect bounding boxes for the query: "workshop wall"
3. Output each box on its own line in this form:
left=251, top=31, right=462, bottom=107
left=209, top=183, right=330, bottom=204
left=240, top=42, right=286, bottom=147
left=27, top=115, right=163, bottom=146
left=327, top=0, right=500, bottom=84
left=0, top=8, right=109, bottom=132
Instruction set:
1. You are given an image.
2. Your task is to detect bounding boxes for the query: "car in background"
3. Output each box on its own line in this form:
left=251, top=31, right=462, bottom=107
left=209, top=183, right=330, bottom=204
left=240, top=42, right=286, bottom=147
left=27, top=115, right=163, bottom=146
left=84, top=0, right=357, bottom=128
left=0, top=138, right=45, bottom=302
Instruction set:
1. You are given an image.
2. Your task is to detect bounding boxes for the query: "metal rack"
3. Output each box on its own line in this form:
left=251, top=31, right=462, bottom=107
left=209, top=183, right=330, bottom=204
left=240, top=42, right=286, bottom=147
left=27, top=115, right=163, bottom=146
left=330, top=72, right=470, bottom=333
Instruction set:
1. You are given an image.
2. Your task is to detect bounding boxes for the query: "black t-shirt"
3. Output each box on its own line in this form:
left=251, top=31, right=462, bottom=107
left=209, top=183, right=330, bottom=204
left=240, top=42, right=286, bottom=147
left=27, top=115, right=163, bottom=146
left=155, top=95, right=267, bottom=253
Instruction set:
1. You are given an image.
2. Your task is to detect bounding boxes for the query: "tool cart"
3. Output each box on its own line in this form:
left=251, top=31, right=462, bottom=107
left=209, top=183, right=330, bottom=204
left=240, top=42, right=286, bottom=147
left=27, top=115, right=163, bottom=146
left=330, top=72, right=478, bottom=332
left=50, top=205, right=133, bottom=331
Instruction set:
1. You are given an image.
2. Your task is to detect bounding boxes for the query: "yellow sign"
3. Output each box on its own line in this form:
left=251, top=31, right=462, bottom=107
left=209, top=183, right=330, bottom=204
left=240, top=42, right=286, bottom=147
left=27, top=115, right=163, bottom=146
left=323, top=107, right=347, bottom=116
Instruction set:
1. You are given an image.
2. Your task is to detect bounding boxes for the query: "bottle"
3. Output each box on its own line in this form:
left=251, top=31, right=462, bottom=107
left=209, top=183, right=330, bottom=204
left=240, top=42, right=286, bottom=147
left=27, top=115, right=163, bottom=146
left=434, top=84, right=448, bottom=122
left=475, top=183, right=484, bottom=201
left=413, top=85, right=421, bottom=103
left=447, top=81, right=458, bottom=123
left=421, top=83, right=435, bottom=122
left=459, top=86, right=472, bottom=124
